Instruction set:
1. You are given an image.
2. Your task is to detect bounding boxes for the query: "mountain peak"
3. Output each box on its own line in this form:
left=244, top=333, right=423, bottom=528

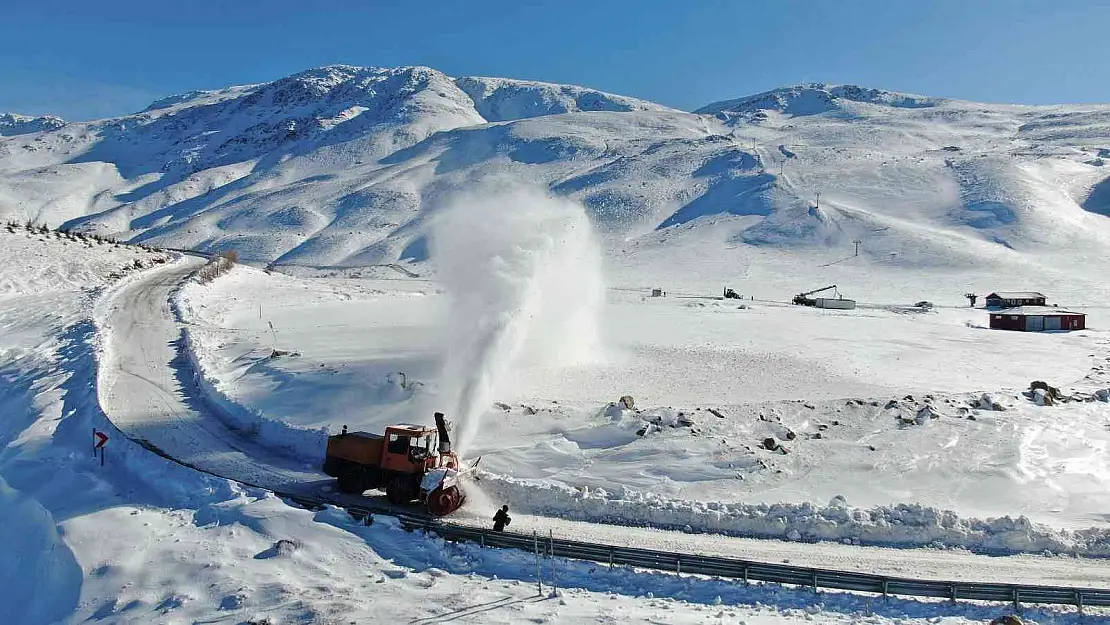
left=0, top=112, right=67, bottom=136
left=696, top=83, right=942, bottom=117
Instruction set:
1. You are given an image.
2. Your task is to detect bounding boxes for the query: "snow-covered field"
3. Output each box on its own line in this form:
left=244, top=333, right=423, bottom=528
left=3, top=225, right=1070, bottom=625
left=177, top=258, right=1110, bottom=538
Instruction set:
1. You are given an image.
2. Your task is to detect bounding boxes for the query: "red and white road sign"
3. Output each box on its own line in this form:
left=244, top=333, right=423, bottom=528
left=94, top=431, right=109, bottom=449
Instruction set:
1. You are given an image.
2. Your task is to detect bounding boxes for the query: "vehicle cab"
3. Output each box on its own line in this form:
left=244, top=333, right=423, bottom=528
left=381, top=424, right=439, bottom=472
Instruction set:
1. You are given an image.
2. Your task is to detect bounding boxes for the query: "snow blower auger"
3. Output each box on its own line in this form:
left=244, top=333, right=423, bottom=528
left=322, top=411, right=480, bottom=517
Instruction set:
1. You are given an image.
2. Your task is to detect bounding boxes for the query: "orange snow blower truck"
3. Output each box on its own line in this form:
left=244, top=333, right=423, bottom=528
left=322, top=412, right=476, bottom=516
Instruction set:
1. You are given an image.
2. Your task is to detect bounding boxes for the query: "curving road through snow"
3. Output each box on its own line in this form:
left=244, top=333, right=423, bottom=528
left=95, top=258, right=1110, bottom=589
left=96, top=258, right=324, bottom=493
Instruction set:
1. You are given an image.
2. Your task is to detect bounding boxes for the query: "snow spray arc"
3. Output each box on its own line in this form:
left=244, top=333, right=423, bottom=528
left=429, top=184, right=604, bottom=456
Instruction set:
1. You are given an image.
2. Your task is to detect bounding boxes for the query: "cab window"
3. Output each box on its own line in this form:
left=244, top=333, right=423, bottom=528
left=387, top=434, right=409, bottom=454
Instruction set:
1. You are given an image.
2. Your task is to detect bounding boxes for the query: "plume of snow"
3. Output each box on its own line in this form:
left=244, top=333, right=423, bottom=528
left=429, top=182, right=604, bottom=455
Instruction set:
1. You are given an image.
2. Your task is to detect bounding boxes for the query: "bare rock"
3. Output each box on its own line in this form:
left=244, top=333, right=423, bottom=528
left=254, top=538, right=299, bottom=560
left=978, top=393, right=1005, bottom=411
left=619, top=395, right=635, bottom=410
left=915, top=405, right=940, bottom=423
left=1032, top=388, right=1055, bottom=406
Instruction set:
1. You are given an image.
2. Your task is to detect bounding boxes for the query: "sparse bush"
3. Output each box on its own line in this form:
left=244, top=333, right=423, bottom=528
left=195, top=250, right=237, bottom=284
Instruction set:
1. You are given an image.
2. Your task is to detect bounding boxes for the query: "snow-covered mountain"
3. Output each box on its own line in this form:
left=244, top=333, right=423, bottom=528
left=0, top=112, right=66, bottom=136
left=695, top=83, right=943, bottom=118
left=1, top=67, right=1108, bottom=285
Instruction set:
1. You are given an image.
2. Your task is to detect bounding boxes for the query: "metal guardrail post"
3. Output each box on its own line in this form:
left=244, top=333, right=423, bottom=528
left=533, top=531, right=543, bottom=595
left=676, top=558, right=681, bottom=576
left=1075, top=590, right=1083, bottom=614
left=812, top=570, right=819, bottom=593
left=950, top=584, right=958, bottom=604
left=881, top=578, right=888, bottom=599
left=742, top=564, right=749, bottom=585
left=550, top=530, right=558, bottom=595
left=608, top=547, right=614, bottom=568
left=1012, top=587, right=1020, bottom=612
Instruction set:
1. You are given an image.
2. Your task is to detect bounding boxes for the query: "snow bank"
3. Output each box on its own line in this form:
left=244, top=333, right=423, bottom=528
left=477, top=473, right=1110, bottom=557
left=178, top=326, right=329, bottom=461
left=0, top=478, right=81, bottom=625
left=170, top=267, right=328, bottom=462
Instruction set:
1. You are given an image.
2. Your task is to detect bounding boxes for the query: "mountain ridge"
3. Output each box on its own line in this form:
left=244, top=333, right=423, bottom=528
left=1, top=64, right=1108, bottom=297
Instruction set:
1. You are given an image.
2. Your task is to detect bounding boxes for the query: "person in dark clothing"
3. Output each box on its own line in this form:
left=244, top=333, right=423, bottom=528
left=492, top=505, right=511, bottom=532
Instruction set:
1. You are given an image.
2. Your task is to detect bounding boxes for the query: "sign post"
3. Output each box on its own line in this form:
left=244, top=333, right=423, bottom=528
left=93, top=430, right=109, bottom=466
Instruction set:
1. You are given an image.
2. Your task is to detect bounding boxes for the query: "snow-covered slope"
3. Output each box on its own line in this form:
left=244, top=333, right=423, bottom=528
left=2, top=68, right=1108, bottom=289
left=456, top=75, right=671, bottom=121
left=695, top=83, right=944, bottom=118
left=0, top=112, right=66, bottom=136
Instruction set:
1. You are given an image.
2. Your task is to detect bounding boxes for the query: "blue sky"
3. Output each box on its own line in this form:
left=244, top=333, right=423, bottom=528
left=2, top=0, right=1108, bottom=120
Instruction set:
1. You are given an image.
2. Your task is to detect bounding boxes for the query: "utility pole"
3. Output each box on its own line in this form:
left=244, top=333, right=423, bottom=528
left=853, top=239, right=862, bottom=256
left=816, top=192, right=821, bottom=209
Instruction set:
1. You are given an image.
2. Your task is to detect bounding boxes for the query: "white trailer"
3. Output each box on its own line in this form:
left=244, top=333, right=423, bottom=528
left=814, top=297, right=856, bottom=310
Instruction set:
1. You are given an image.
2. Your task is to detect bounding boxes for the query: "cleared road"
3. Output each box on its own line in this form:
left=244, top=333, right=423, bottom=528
left=96, top=258, right=322, bottom=492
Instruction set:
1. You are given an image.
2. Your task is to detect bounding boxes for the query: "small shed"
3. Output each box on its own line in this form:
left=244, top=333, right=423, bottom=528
left=985, top=291, right=1046, bottom=308
left=989, top=306, right=1085, bottom=332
